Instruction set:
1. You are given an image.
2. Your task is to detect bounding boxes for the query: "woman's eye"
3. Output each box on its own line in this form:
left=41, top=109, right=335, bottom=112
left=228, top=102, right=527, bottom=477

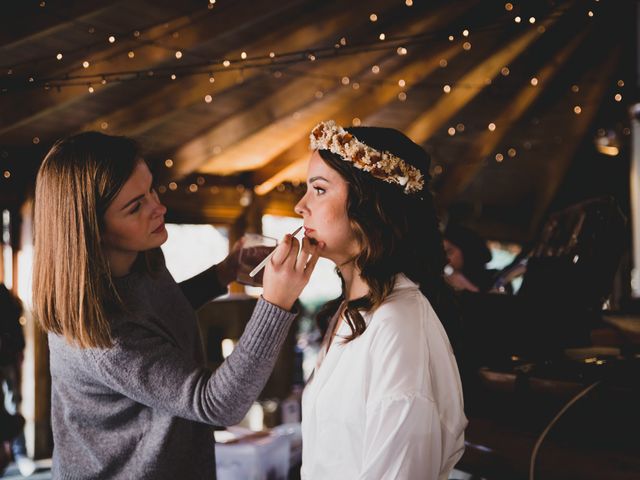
left=130, top=203, right=141, bottom=214
left=313, top=187, right=325, bottom=195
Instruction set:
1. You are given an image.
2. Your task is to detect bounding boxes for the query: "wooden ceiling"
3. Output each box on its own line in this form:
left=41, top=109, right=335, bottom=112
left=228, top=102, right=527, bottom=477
left=0, top=0, right=634, bottom=242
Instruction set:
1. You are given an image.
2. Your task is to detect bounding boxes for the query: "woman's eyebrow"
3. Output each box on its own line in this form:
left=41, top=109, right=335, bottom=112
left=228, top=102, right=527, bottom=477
left=309, top=176, right=330, bottom=183
left=121, top=193, right=144, bottom=211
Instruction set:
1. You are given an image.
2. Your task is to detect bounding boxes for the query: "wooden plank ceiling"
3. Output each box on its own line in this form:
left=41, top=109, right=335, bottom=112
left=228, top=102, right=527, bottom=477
left=0, top=0, right=633, bottom=241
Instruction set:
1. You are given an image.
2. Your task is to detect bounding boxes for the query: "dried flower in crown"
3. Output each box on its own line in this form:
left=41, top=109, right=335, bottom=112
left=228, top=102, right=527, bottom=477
left=309, top=120, right=424, bottom=194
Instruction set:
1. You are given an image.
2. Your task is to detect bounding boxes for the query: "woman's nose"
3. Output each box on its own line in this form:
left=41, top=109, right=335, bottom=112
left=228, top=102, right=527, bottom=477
left=152, top=198, right=167, bottom=217
left=294, top=198, right=307, bottom=217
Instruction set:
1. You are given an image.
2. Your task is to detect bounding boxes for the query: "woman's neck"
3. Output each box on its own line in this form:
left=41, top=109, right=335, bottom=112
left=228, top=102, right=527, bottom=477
left=339, top=262, right=369, bottom=300
left=106, top=250, right=138, bottom=278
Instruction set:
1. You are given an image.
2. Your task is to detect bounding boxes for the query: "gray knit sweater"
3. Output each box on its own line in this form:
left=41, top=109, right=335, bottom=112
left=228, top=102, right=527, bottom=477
left=48, top=260, right=296, bottom=479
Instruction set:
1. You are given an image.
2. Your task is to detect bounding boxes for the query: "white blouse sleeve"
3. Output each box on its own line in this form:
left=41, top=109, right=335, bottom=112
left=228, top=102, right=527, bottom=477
left=360, top=393, right=450, bottom=479
left=358, top=300, right=465, bottom=479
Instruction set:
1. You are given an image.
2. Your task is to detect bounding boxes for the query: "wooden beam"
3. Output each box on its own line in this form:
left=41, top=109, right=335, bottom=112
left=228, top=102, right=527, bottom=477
left=169, top=0, right=415, bottom=178
left=529, top=48, right=621, bottom=233
left=162, top=184, right=246, bottom=224
left=0, top=1, right=121, bottom=49
left=404, top=5, right=568, bottom=145
left=198, top=0, right=477, bottom=181
left=250, top=35, right=469, bottom=194
left=79, top=0, right=361, bottom=138
left=436, top=28, right=589, bottom=207
left=0, top=0, right=301, bottom=137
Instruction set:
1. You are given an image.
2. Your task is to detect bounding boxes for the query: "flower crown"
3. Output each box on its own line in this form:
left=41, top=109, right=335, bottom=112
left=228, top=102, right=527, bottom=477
left=309, top=120, right=425, bottom=194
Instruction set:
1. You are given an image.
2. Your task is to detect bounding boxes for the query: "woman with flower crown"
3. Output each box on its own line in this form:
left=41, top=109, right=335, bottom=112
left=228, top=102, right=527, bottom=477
left=297, top=121, right=467, bottom=479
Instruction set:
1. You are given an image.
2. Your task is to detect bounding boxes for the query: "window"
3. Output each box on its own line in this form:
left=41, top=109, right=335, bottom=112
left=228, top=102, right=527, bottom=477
left=162, top=224, right=229, bottom=283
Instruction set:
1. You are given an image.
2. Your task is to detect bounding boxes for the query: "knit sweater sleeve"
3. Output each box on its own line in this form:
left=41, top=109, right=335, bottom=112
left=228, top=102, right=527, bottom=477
left=178, top=264, right=228, bottom=310
left=88, top=297, right=294, bottom=426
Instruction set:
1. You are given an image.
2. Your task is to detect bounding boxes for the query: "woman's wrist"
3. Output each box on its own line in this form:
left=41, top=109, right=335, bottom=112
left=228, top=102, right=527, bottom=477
left=261, top=294, right=294, bottom=312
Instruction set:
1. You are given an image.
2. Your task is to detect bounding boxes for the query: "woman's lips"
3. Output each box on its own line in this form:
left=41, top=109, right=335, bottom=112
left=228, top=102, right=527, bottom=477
left=304, top=228, right=318, bottom=245
left=152, top=222, right=165, bottom=234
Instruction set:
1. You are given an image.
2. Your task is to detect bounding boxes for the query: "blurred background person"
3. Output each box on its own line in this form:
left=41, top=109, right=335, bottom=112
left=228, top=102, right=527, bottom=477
left=0, top=283, right=36, bottom=476
left=443, top=224, right=494, bottom=293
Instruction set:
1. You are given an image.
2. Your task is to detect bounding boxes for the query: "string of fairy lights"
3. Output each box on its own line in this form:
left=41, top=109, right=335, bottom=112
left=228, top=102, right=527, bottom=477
left=1, top=0, right=627, bottom=193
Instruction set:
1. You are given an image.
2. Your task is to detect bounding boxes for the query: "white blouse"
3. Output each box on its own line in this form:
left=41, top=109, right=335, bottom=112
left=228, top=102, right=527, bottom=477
left=301, top=274, right=467, bottom=480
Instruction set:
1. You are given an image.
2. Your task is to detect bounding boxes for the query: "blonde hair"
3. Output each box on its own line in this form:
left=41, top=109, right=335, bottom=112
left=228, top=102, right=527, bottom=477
left=33, top=131, right=149, bottom=349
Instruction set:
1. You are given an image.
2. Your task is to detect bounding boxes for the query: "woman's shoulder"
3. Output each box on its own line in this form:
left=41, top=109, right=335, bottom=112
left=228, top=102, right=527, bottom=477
left=374, top=274, right=431, bottom=315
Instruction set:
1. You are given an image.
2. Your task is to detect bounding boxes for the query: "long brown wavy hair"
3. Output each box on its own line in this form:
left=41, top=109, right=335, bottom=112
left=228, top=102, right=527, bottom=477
left=315, top=127, right=459, bottom=346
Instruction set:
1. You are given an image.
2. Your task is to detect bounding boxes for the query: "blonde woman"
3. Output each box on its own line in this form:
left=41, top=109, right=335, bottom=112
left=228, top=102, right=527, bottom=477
left=33, top=131, right=321, bottom=479
left=297, top=122, right=466, bottom=479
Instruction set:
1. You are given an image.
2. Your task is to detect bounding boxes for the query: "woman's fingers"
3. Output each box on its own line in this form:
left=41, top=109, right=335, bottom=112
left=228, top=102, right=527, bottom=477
left=304, top=244, right=321, bottom=278
left=296, top=237, right=314, bottom=271
left=285, top=237, right=300, bottom=269
left=262, top=236, right=324, bottom=310
left=269, top=235, right=293, bottom=265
